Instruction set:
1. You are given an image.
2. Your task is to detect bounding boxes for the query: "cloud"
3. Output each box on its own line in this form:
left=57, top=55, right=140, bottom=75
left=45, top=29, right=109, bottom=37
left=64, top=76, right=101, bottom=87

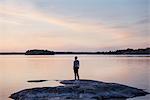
left=0, top=1, right=149, bottom=51
left=135, top=18, right=150, bottom=25
left=0, top=3, right=131, bottom=37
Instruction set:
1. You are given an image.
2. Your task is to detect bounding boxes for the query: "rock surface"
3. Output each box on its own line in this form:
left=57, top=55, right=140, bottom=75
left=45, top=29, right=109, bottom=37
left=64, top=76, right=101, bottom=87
left=10, top=80, right=149, bottom=100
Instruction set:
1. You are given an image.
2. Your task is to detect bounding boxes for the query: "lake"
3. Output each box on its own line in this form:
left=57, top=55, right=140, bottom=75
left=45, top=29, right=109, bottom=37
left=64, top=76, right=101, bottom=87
left=0, top=55, right=149, bottom=100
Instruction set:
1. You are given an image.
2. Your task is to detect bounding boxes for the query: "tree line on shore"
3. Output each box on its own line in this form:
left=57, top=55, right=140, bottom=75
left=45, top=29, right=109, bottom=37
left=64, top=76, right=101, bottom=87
left=25, top=48, right=150, bottom=55
left=0, top=48, right=149, bottom=55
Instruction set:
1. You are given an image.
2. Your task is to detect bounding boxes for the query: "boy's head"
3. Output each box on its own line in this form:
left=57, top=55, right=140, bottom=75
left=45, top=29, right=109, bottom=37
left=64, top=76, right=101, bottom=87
left=75, top=56, right=78, bottom=60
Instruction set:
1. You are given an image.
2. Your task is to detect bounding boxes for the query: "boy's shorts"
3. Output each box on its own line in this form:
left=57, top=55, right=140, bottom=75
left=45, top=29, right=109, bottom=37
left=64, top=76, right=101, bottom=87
left=74, top=67, right=79, bottom=73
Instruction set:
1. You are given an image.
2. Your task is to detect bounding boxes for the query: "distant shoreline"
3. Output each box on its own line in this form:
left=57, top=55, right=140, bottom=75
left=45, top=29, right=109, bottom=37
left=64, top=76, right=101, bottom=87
left=0, top=47, right=149, bottom=55
left=0, top=52, right=149, bottom=55
left=1, top=53, right=146, bottom=55
left=0, top=52, right=25, bottom=55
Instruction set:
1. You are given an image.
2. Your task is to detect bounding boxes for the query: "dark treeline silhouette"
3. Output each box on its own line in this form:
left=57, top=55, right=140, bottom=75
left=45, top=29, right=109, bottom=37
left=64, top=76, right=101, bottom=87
left=24, top=48, right=150, bottom=55
left=25, top=49, right=55, bottom=55
left=103, top=48, right=150, bottom=55
left=25, top=50, right=99, bottom=55
left=0, top=48, right=149, bottom=55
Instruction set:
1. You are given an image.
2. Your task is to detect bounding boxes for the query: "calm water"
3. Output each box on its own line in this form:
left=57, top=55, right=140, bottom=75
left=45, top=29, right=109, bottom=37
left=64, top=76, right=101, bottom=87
left=0, top=55, right=150, bottom=100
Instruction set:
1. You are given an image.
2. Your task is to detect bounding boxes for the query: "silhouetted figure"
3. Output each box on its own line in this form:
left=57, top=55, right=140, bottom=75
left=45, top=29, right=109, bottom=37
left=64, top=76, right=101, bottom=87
left=73, top=56, right=80, bottom=80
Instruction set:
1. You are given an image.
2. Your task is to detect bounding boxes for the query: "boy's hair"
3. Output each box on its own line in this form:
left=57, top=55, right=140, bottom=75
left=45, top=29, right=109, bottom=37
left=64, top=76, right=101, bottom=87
left=75, top=56, right=78, bottom=59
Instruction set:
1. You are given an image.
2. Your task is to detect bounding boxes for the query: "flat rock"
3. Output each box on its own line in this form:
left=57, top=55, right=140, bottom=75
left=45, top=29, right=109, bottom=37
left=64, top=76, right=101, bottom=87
left=10, top=79, right=149, bottom=100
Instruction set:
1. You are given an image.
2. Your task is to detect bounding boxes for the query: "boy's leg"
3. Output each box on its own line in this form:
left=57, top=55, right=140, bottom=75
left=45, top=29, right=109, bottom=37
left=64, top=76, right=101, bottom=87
left=77, top=69, right=79, bottom=80
left=75, top=73, right=77, bottom=80
left=74, top=69, right=76, bottom=80
left=77, top=73, right=79, bottom=80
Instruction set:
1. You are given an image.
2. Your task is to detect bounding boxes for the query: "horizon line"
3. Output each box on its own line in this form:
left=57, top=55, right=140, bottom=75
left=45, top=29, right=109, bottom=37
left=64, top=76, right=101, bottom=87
left=0, top=47, right=149, bottom=53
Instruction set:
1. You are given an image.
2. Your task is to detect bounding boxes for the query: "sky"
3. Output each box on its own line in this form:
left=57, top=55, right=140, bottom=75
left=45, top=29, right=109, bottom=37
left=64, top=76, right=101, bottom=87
left=0, top=0, right=149, bottom=52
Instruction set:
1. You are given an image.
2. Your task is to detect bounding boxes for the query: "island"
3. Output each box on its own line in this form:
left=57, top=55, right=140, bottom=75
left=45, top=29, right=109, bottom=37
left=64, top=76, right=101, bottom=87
left=10, top=79, right=149, bottom=100
left=25, top=49, right=55, bottom=55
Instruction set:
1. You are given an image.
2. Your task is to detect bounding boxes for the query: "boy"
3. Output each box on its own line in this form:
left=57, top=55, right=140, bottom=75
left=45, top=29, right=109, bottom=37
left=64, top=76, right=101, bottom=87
left=73, top=56, right=80, bottom=80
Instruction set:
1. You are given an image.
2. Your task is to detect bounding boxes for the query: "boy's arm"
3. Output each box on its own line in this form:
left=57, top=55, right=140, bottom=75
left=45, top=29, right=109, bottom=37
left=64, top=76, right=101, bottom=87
left=73, top=61, right=75, bottom=67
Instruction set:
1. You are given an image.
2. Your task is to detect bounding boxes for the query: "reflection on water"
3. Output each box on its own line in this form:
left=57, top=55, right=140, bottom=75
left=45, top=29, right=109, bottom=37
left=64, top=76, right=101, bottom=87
left=0, top=55, right=149, bottom=100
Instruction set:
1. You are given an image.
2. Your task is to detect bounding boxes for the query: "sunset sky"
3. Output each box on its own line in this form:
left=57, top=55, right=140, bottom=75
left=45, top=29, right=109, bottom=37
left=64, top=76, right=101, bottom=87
left=0, top=0, right=149, bottom=52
